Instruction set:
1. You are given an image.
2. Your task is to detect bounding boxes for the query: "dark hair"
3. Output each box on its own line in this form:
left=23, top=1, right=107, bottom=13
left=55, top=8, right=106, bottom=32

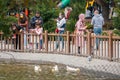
left=36, top=11, right=40, bottom=14
left=35, top=23, right=41, bottom=27
left=11, top=23, right=17, bottom=27
left=18, top=12, right=28, bottom=23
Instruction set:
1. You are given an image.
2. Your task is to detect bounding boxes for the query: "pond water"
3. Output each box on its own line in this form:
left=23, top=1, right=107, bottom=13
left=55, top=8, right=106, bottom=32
left=0, top=63, right=118, bottom=80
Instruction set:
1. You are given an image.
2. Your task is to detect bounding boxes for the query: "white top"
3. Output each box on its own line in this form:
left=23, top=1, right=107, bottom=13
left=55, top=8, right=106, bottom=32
left=57, top=18, right=66, bottom=30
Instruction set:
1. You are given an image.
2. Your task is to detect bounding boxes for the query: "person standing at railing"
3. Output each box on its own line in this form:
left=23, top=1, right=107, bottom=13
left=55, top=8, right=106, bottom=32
left=11, top=23, right=23, bottom=50
left=55, top=12, right=66, bottom=52
left=18, top=12, right=28, bottom=49
left=34, top=23, right=43, bottom=50
left=75, top=14, right=87, bottom=54
left=91, top=10, right=104, bottom=50
left=30, top=11, right=43, bottom=29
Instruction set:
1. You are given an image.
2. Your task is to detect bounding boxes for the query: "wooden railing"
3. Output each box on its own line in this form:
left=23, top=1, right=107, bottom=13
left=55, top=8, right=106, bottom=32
left=0, top=31, right=120, bottom=62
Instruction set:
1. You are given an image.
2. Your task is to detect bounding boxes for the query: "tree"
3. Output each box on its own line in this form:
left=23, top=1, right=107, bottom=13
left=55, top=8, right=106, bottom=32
left=95, top=0, right=114, bottom=21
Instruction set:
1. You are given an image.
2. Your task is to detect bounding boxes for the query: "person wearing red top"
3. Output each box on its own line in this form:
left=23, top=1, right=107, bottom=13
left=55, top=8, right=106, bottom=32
left=64, top=7, right=72, bottom=19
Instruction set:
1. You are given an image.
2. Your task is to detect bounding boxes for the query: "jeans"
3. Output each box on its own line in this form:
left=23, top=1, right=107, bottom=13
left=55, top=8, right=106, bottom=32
left=23, top=28, right=27, bottom=47
left=36, top=39, right=43, bottom=49
left=24, top=32, right=27, bottom=46
left=56, top=30, right=64, bottom=50
left=94, top=27, right=102, bottom=49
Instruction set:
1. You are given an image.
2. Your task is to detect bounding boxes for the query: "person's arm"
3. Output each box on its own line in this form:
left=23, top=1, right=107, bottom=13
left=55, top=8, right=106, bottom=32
left=30, top=17, right=36, bottom=26
left=19, top=20, right=28, bottom=27
left=57, top=18, right=66, bottom=28
left=35, top=28, right=43, bottom=35
left=40, top=17, right=43, bottom=26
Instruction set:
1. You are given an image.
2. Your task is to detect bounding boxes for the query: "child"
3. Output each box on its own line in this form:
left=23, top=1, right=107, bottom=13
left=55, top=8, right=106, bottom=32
left=34, top=23, right=43, bottom=50
left=75, top=14, right=87, bottom=54
left=11, top=23, right=23, bottom=50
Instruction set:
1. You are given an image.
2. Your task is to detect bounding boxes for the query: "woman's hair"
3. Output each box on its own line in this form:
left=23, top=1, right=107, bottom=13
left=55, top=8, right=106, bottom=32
left=18, top=12, right=28, bottom=22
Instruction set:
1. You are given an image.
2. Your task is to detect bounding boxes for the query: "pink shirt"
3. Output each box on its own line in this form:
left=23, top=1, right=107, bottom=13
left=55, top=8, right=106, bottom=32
left=75, top=19, right=85, bottom=33
left=34, top=27, right=43, bottom=40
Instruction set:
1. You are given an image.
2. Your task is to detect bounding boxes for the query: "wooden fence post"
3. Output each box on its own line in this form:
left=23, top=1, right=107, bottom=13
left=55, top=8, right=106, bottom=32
left=45, top=30, right=48, bottom=52
left=87, top=31, right=91, bottom=56
left=108, top=32, right=113, bottom=61
left=67, top=31, right=70, bottom=54
left=21, top=33, right=24, bottom=51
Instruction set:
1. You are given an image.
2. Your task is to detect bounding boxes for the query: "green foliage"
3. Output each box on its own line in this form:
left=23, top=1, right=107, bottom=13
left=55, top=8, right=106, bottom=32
left=112, top=0, right=120, bottom=29
left=113, top=29, right=120, bottom=36
left=113, top=17, right=120, bottom=29
left=0, top=16, right=17, bottom=37
left=0, top=0, right=18, bottom=37
left=102, top=32, right=108, bottom=36
left=28, top=0, right=86, bottom=33
left=66, top=19, right=76, bottom=32
left=65, top=0, right=86, bottom=32
left=86, top=22, right=93, bottom=29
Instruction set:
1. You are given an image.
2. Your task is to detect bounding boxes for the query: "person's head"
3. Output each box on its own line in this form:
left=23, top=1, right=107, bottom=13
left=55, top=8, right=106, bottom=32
left=11, top=23, right=17, bottom=30
left=35, top=11, right=40, bottom=18
left=94, top=10, right=99, bottom=15
left=79, top=13, right=85, bottom=21
left=65, top=7, right=72, bottom=11
left=59, top=12, right=64, bottom=19
left=19, top=12, right=28, bottom=22
left=35, top=23, right=40, bottom=28
left=19, top=12, right=25, bottom=19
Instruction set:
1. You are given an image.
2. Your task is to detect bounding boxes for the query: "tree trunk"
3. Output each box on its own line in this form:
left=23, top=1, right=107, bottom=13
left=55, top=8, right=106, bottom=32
left=96, top=0, right=110, bottom=22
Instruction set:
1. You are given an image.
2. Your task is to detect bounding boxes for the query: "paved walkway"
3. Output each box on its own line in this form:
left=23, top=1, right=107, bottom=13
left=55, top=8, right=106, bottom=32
left=0, top=52, right=120, bottom=79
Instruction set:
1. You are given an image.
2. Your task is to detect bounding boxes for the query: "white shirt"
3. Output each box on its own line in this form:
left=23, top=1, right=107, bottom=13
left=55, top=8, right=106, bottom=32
left=57, top=18, right=66, bottom=30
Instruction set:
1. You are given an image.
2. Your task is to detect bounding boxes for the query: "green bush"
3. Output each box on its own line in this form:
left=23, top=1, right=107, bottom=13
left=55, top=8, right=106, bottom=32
left=113, top=17, right=120, bottom=29
left=0, top=16, right=17, bottom=37
left=113, top=29, right=120, bottom=36
left=112, top=0, right=120, bottom=29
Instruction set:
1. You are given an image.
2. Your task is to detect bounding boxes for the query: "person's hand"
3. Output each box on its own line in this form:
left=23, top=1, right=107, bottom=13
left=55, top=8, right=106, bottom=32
left=35, top=20, right=39, bottom=23
left=85, top=26, right=87, bottom=29
left=19, top=29, right=23, bottom=32
left=19, top=24, right=22, bottom=26
left=30, top=29, right=34, bottom=32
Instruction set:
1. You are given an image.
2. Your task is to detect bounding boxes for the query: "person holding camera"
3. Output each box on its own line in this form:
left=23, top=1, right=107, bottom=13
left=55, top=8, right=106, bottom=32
left=18, top=12, right=28, bottom=49
left=30, top=11, right=43, bottom=29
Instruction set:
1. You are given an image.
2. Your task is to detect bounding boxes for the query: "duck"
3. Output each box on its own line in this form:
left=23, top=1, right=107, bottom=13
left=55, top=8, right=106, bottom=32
left=34, top=65, right=41, bottom=73
left=66, top=66, right=80, bottom=72
left=52, top=65, right=59, bottom=72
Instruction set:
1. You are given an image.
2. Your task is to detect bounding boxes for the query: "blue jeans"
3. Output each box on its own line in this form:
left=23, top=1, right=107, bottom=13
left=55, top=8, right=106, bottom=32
left=24, top=28, right=27, bottom=47
left=56, top=30, right=64, bottom=50
left=36, top=39, right=43, bottom=49
left=94, top=27, right=102, bottom=49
